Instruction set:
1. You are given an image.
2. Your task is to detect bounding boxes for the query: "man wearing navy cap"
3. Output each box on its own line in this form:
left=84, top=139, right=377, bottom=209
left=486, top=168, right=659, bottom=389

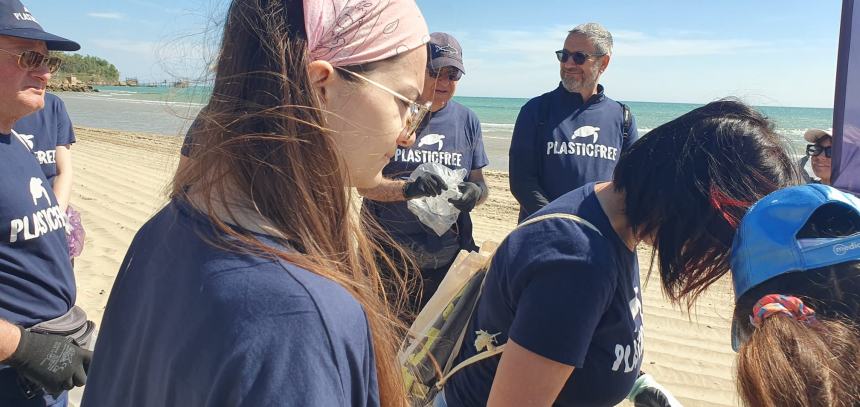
left=0, top=0, right=90, bottom=405
left=360, top=32, right=489, bottom=318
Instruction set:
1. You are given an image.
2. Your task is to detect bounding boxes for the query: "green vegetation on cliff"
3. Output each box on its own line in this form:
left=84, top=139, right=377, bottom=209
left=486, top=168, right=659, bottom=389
left=50, top=52, right=120, bottom=83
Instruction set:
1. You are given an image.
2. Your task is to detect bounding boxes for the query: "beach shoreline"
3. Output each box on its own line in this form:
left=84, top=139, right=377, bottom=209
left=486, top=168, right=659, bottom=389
left=71, top=126, right=740, bottom=407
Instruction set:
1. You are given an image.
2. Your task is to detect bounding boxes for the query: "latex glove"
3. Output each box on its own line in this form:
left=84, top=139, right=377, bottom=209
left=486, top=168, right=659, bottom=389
left=4, top=327, right=92, bottom=396
left=404, top=172, right=448, bottom=199
left=448, top=182, right=482, bottom=212
left=627, top=372, right=683, bottom=407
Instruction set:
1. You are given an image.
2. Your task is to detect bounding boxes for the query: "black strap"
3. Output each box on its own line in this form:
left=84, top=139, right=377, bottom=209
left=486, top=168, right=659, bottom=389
left=619, top=102, right=632, bottom=144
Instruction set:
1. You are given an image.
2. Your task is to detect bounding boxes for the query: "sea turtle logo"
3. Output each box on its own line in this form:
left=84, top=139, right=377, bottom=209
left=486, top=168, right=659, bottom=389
left=29, top=178, right=51, bottom=206
left=572, top=126, right=600, bottom=144
left=417, top=133, right=445, bottom=151
left=19, top=133, right=35, bottom=150
left=432, top=44, right=459, bottom=57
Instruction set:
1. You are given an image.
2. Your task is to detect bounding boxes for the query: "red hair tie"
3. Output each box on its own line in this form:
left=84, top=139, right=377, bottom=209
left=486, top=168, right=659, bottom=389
left=750, top=294, right=817, bottom=328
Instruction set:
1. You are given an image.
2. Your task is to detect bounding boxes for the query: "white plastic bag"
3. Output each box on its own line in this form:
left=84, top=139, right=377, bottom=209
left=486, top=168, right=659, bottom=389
left=407, top=162, right=466, bottom=236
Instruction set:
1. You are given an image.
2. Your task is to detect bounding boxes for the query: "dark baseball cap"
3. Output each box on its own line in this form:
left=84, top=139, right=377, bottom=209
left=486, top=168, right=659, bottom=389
left=428, top=32, right=464, bottom=74
left=0, top=0, right=79, bottom=51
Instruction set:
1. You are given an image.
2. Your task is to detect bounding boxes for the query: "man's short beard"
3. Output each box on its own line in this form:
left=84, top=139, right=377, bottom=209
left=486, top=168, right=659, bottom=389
left=561, top=64, right=601, bottom=94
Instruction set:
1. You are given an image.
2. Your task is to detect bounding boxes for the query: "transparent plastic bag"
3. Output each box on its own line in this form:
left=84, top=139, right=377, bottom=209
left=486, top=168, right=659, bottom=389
left=407, top=162, right=467, bottom=236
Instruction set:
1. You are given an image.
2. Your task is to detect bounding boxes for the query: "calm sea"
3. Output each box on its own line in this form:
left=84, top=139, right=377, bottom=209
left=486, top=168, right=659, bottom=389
left=53, top=86, right=832, bottom=171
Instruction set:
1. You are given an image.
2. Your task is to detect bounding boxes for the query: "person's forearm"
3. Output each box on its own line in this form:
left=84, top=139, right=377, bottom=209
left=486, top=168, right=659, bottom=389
left=52, top=172, right=73, bottom=212
left=357, top=178, right=408, bottom=202
left=509, top=166, right=550, bottom=215
left=0, top=320, right=21, bottom=362
left=475, top=180, right=489, bottom=206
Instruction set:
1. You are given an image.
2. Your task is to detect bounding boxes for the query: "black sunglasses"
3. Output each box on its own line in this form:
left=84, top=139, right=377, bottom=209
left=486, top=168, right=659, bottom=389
left=555, top=49, right=605, bottom=65
left=806, top=143, right=832, bottom=158
left=428, top=66, right=463, bottom=81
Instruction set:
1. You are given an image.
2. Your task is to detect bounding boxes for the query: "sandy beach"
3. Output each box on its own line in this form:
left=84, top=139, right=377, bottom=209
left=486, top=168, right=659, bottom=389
left=70, top=127, right=741, bottom=407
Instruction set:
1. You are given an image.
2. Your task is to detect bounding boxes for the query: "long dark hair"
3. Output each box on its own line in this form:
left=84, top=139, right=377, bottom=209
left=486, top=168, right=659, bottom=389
left=613, top=99, right=797, bottom=306
left=172, top=1, right=411, bottom=405
left=734, top=204, right=860, bottom=406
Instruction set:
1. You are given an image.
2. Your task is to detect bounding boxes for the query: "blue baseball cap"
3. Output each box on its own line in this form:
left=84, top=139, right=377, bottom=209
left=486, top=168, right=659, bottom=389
left=0, top=0, right=79, bottom=51
left=729, top=184, right=860, bottom=351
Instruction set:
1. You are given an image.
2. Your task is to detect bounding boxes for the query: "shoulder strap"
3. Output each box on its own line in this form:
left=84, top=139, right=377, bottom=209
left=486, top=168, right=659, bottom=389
left=435, top=212, right=602, bottom=388
left=619, top=102, right=632, bottom=143
left=10, top=130, right=32, bottom=152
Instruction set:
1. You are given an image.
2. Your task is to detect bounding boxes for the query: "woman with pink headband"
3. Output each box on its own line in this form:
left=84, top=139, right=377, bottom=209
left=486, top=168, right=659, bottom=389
left=82, top=1, right=429, bottom=406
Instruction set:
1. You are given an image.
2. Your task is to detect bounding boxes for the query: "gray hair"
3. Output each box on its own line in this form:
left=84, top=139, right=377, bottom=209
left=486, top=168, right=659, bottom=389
left=569, top=23, right=613, bottom=55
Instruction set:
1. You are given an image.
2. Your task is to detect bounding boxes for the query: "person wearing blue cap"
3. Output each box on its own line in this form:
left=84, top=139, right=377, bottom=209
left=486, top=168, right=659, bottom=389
left=359, top=32, right=489, bottom=319
left=730, top=184, right=860, bottom=406
left=0, top=0, right=91, bottom=405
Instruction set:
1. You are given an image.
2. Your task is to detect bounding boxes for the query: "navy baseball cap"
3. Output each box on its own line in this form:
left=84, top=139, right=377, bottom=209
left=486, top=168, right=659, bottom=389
left=0, top=0, right=79, bottom=51
left=428, top=32, right=464, bottom=74
left=729, top=184, right=860, bottom=351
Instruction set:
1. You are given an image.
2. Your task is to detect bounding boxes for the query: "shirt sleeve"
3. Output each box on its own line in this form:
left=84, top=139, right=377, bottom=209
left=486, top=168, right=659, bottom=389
left=509, top=99, right=551, bottom=216
left=181, top=117, right=202, bottom=157
left=54, top=97, right=75, bottom=145
left=506, top=223, right=616, bottom=367
left=469, top=111, right=489, bottom=170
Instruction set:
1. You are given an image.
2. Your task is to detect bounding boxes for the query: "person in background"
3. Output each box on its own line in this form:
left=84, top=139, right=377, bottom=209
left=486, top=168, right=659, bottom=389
left=360, top=32, right=489, bottom=318
left=14, top=93, right=85, bottom=262
left=730, top=184, right=860, bottom=406
left=82, top=0, right=429, bottom=406
left=798, top=128, right=832, bottom=185
left=0, top=0, right=91, bottom=405
left=440, top=100, right=796, bottom=407
left=509, top=22, right=638, bottom=222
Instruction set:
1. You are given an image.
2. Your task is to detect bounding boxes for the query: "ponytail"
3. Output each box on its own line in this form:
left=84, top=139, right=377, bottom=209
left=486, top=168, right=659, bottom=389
left=736, top=295, right=860, bottom=407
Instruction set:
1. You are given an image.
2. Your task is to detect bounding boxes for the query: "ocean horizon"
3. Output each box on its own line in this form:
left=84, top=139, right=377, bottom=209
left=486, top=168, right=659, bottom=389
left=51, top=86, right=832, bottom=170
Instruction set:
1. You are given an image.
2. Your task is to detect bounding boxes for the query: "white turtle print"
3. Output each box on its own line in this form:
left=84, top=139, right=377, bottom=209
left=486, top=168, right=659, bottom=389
left=571, top=126, right=600, bottom=144
left=19, top=133, right=35, bottom=150
left=29, top=177, right=51, bottom=206
left=417, top=133, right=446, bottom=151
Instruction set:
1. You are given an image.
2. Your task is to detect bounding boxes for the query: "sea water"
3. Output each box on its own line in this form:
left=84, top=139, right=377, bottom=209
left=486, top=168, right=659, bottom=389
left=53, top=87, right=832, bottom=171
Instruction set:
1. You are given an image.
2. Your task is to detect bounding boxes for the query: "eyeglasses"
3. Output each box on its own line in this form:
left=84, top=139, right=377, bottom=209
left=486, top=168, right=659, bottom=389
left=806, top=144, right=832, bottom=158
left=0, top=49, right=62, bottom=73
left=428, top=66, right=463, bottom=82
left=555, top=49, right=605, bottom=65
left=335, top=67, right=431, bottom=137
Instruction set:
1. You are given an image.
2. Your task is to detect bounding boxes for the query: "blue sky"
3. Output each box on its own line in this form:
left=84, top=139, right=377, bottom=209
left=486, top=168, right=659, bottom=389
left=25, top=0, right=843, bottom=107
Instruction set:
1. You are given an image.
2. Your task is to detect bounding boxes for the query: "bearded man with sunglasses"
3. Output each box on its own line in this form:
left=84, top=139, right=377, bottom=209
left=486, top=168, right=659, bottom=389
left=510, top=23, right=638, bottom=222
left=799, top=128, right=833, bottom=185
left=360, top=32, right=489, bottom=319
left=0, top=1, right=92, bottom=405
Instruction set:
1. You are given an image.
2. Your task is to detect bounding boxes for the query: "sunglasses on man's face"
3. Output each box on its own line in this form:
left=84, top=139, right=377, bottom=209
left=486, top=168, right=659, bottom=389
left=806, top=143, right=833, bottom=158
left=428, top=67, right=462, bottom=82
left=555, top=49, right=605, bottom=65
left=0, top=49, right=62, bottom=73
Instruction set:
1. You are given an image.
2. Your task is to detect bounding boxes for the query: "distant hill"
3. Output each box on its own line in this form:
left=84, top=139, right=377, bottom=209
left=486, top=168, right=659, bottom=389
left=50, top=52, right=120, bottom=84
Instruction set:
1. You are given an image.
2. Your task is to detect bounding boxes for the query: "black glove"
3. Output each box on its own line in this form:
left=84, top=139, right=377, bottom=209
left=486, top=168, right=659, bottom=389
left=404, top=173, right=447, bottom=199
left=448, top=182, right=482, bottom=212
left=5, top=327, right=92, bottom=396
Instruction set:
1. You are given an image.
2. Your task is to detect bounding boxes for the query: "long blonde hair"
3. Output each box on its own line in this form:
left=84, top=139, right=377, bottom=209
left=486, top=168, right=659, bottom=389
left=172, top=0, right=412, bottom=405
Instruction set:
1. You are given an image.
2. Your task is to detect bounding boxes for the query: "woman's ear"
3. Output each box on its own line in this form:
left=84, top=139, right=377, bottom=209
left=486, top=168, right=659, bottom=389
left=308, top=60, right=336, bottom=103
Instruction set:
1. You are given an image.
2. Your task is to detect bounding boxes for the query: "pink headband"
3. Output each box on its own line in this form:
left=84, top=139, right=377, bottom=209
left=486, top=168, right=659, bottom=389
left=304, top=0, right=429, bottom=67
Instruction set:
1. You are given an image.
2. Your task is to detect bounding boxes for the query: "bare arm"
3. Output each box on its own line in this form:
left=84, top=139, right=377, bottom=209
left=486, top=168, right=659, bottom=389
left=468, top=169, right=489, bottom=206
left=52, top=145, right=73, bottom=212
left=0, top=319, right=21, bottom=362
left=357, top=178, right=409, bottom=202
left=488, top=339, right=574, bottom=407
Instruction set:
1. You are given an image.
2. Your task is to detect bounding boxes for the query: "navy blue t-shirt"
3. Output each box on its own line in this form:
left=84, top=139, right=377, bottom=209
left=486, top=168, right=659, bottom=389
left=445, top=183, right=644, bottom=407
left=83, top=200, right=380, bottom=406
left=510, top=84, right=638, bottom=221
left=363, top=101, right=488, bottom=262
left=13, top=93, right=76, bottom=184
left=0, top=131, right=74, bottom=404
